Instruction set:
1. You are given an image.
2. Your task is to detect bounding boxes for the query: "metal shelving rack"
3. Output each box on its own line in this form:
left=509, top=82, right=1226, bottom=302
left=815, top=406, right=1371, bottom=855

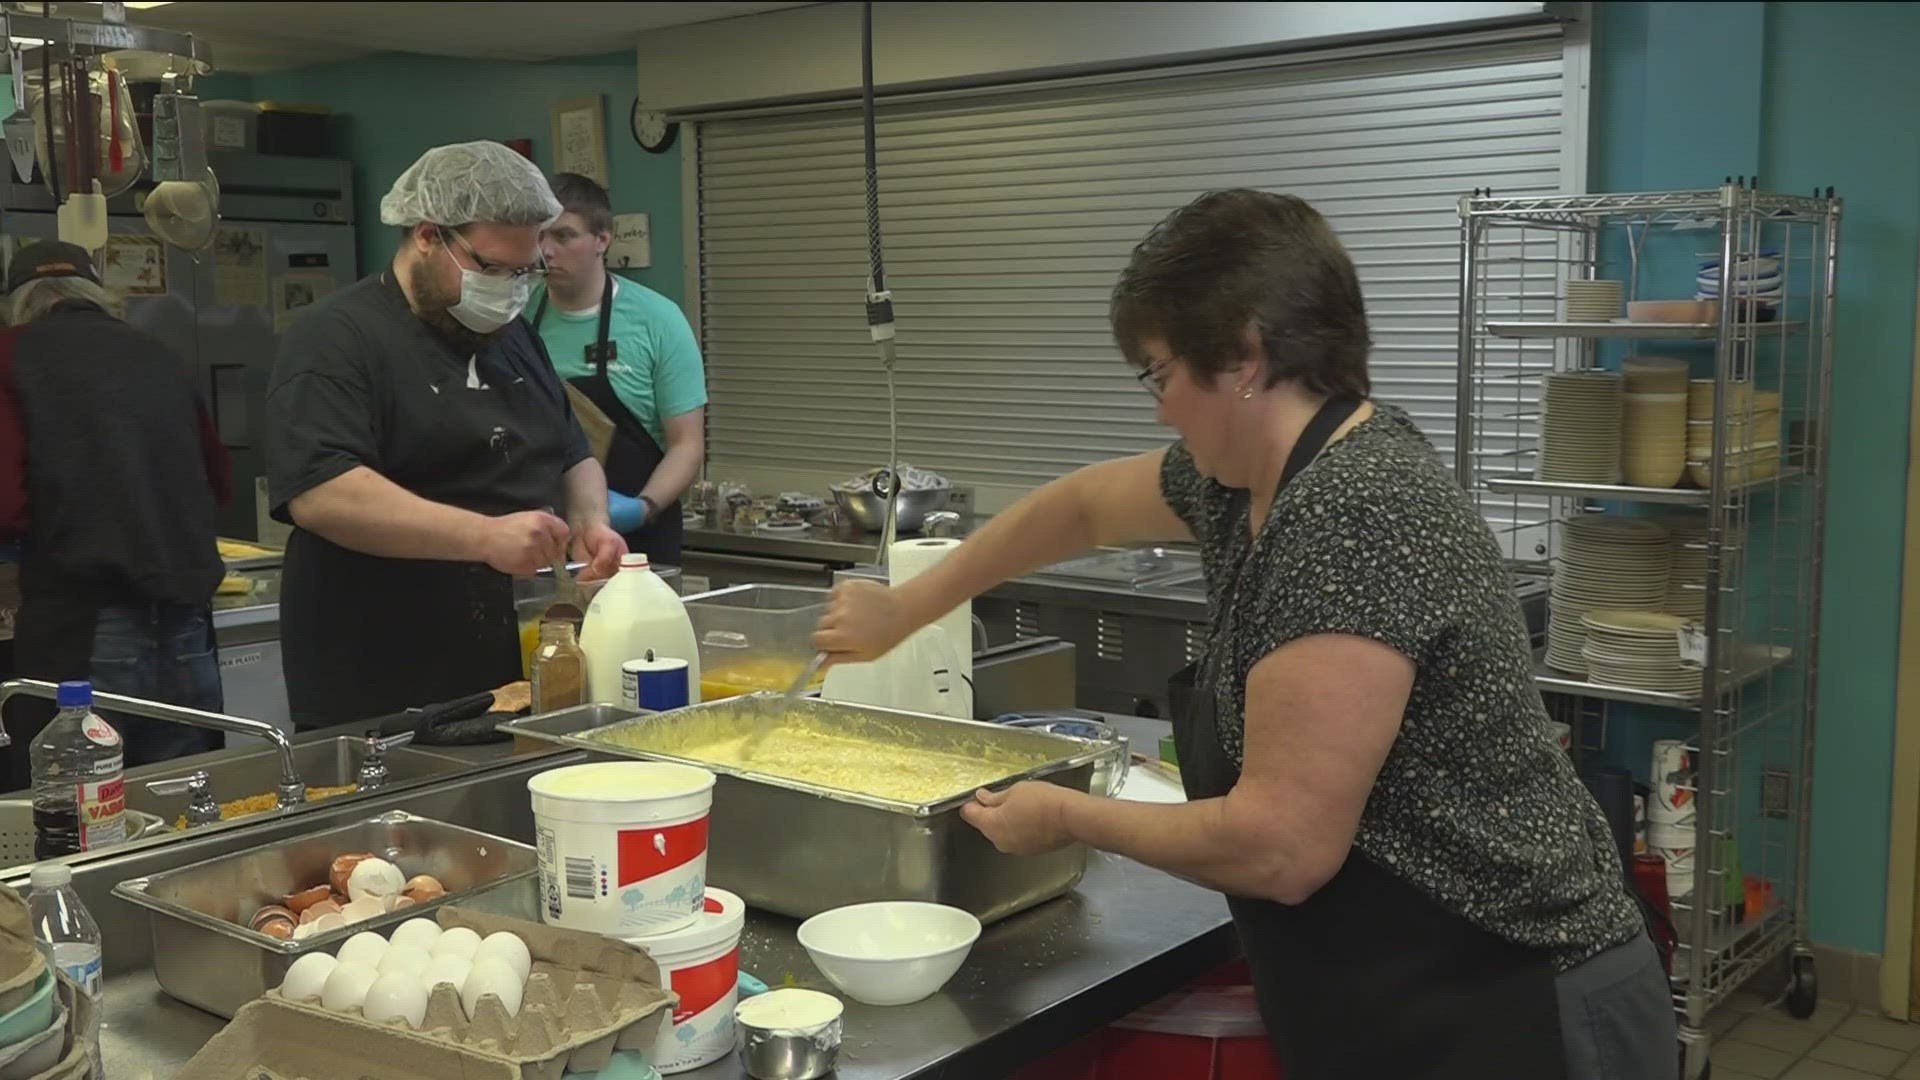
left=1454, top=185, right=1840, bottom=1079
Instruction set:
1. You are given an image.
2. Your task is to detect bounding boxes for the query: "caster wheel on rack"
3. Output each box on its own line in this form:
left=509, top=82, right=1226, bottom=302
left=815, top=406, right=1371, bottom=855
left=1786, top=954, right=1818, bottom=1019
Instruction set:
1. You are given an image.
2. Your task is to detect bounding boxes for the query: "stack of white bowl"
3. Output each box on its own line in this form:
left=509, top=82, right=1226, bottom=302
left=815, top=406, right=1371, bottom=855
left=1649, top=739, right=1697, bottom=901
left=1685, top=380, right=1782, bottom=487
left=1564, top=279, right=1624, bottom=322
left=1579, top=608, right=1701, bottom=695
left=1663, top=516, right=1744, bottom=619
left=1537, top=372, right=1623, bottom=484
left=1546, top=515, right=1671, bottom=674
left=1621, top=358, right=1689, bottom=488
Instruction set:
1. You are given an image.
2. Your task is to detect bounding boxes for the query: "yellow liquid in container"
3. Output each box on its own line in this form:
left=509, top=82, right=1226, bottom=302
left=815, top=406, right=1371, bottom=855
left=597, top=714, right=1043, bottom=805
left=700, top=657, right=825, bottom=701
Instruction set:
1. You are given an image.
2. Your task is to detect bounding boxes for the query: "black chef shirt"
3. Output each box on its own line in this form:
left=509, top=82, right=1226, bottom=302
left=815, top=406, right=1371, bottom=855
left=264, top=272, right=591, bottom=729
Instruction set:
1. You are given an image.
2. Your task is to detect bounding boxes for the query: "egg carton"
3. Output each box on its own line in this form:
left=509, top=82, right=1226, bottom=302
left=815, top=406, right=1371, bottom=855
left=175, top=906, right=675, bottom=1080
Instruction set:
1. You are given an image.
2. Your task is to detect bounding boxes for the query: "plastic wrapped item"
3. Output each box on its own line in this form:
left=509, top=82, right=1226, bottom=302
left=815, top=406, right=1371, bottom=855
left=24, top=65, right=146, bottom=198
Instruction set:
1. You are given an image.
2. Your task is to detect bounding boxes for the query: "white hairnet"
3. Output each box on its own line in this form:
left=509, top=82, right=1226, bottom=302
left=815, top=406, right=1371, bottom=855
left=379, top=141, right=563, bottom=230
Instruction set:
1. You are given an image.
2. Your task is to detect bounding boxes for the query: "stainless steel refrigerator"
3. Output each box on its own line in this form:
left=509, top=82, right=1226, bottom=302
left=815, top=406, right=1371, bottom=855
left=0, top=150, right=358, bottom=541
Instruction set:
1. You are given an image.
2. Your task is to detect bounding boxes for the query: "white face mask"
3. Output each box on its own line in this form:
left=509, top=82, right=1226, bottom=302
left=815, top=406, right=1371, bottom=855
left=441, top=235, right=531, bottom=334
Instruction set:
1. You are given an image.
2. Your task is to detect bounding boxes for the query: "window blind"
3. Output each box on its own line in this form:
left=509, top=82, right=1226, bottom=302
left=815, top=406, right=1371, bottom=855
left=696, top=34, right=1573, bottom=512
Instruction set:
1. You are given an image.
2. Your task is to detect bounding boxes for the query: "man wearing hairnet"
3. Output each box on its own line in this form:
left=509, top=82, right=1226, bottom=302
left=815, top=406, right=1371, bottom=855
left=265, top=141, right=626, bottom=729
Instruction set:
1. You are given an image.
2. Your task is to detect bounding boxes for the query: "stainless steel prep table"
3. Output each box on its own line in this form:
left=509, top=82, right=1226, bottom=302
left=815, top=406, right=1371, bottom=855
left=94, top=848, right=1235, bottom=1080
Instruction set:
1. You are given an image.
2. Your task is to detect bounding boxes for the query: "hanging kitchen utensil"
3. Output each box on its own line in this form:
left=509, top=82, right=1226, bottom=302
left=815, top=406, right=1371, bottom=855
left=62, top=62, right=107, bottom=252
left=143, top=165, right=218, bottom=252
left=4, top=46, right=36, bottom=183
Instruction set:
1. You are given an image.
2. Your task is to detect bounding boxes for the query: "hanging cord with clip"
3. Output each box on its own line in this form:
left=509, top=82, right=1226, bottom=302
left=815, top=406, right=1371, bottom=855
left=38, top=2, right=58, bottom=199
left=859, top=0, right=901, bottom=567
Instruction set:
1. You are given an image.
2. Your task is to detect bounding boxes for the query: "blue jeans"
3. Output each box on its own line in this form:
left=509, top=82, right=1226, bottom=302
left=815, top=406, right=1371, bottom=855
left=90, top=602, right=225, bottom=768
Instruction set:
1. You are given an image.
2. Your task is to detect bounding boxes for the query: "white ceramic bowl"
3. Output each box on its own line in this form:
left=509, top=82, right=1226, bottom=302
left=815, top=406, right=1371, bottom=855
left=796, top=902, right=981, bottom=1006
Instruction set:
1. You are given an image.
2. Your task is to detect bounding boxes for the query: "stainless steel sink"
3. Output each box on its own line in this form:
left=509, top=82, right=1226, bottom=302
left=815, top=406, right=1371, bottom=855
left=126, top=737, right=475, bottom=823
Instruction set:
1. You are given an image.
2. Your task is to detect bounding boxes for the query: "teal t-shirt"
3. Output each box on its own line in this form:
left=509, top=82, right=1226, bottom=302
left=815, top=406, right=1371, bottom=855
left=528, top=276, right=707, bottom=446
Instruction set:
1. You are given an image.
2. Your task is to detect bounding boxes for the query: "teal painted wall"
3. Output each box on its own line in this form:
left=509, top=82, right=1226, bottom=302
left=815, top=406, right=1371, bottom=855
left=209, top=51, right=685, bottom=301
left=1594, top=1, right=1920, bottom=953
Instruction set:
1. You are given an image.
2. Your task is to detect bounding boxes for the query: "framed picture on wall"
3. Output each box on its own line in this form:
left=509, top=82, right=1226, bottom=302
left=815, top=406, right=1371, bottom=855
left=551, top=95, right=609, bottom=189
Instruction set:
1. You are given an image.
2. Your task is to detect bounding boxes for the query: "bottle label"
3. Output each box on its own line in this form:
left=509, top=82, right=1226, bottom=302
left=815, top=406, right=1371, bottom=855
left=51, top=945, right=102, bottom=997
left=80, top=715, right=119, bottom=748
left=75, top=777, right=125, bottom=851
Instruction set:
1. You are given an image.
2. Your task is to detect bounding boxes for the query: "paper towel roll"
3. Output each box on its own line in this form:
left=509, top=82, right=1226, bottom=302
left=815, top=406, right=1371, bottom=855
left=889, top=538, right=972, bottom=718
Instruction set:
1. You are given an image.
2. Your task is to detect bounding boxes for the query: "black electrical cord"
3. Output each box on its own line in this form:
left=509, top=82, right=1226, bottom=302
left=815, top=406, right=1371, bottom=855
left=860, top=0, right=902, bottom=561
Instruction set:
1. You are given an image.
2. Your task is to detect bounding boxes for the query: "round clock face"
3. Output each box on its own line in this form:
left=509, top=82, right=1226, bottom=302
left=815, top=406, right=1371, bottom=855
left=632, top=102, right=678, bottom=154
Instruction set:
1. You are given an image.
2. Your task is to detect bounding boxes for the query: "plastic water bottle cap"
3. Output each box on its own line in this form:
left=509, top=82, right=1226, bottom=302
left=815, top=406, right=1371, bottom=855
left=29, top=863, right=71, bottom=890
left=54, top=682, right=90, bottom=709
left=620, top=553, right=650, bottom=569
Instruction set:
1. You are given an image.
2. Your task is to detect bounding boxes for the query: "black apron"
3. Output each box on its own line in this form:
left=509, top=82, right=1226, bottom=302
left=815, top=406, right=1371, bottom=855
left=1170, top=396, right=1566, bottom=1080
left=281, top=315, right=574, bottom=731
left=532, top=276, right=682, bottom=565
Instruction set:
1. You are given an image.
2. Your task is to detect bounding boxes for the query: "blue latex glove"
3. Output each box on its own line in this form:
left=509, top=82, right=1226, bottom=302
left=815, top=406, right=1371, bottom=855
left=564, top=1051, right=661, bottom=1079
left=607, top=491, right=647, bottom=534
left=738, top=971, right=770, bottom=997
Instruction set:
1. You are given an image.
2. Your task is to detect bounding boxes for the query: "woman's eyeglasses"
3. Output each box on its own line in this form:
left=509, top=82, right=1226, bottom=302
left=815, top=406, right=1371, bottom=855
left=1136, top=360, right=1170, bottom=401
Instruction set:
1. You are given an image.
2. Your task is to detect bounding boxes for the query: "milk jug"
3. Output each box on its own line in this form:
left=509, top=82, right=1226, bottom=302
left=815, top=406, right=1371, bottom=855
left=580, top=554, right=702, bottom=707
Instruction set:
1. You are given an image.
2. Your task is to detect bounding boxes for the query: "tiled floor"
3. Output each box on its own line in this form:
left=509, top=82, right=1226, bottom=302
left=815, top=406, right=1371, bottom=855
left=1706, top=992, right=1920, bottom=1079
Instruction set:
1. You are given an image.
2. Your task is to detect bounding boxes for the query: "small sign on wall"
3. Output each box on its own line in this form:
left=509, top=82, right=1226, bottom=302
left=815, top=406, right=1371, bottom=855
left=608, top=212, right=651, bottom=269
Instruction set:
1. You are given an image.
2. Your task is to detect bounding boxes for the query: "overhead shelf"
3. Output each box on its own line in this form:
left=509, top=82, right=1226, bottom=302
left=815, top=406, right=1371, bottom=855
left=1483, top=320, right=1803, bottom=341
left=1532, top=645, right=1793, bottom=710
left=1483, top=468, right=1803, bottom=506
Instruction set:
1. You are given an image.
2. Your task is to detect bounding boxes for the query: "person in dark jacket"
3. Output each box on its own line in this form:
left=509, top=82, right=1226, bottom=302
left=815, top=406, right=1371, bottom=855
left=0, top=241, right=231, bottom=791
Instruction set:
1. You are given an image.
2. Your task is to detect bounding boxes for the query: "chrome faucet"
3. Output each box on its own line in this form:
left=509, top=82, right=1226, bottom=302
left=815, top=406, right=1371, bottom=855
left=0, top=679, right=306, bottom=808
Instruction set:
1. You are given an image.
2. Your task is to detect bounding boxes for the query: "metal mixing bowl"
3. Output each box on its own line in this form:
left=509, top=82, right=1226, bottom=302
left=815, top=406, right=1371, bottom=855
left=832, top=485, right=951, bottom=532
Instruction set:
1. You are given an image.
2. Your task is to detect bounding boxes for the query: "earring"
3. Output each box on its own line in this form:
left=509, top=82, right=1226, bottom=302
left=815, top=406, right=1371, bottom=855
left=1240, top=385, right=1255, bottom=400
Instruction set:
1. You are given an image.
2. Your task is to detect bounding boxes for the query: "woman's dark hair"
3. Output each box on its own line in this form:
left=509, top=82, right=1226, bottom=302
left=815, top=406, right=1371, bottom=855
left=1110, top=189, right=1372, bottom=398
left=548, top=172, right=614, bottom=237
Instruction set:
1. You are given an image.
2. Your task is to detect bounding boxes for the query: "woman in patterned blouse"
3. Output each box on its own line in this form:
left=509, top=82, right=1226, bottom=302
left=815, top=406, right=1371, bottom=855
left=814, top=189, right=1674, bottom=1080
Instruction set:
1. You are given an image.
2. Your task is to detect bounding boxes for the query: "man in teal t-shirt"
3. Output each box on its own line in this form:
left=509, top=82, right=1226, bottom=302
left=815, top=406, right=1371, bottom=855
left=529, top=173, right=706, bottom=564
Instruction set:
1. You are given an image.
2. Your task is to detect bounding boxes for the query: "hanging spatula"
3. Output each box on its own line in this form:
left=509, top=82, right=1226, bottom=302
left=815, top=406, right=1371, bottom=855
left=4, top=45, right=33, bottom=184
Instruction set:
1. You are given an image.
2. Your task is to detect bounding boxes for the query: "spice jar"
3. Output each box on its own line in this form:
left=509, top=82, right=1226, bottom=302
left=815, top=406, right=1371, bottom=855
left=531, top=620, right=587, bottom=713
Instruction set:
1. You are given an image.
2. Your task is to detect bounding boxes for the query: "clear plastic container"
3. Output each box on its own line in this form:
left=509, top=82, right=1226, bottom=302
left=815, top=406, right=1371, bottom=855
left=685, top=585, right=830, bottom=700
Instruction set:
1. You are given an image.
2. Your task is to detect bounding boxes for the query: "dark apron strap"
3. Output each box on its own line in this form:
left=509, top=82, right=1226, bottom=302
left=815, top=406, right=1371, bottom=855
left=1168, top=393, right=1568, bottom=1079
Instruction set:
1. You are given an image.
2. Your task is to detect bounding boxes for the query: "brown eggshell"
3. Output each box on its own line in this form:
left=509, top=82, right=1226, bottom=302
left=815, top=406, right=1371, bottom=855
left=249, top=905, right=296, bottom=930
left=256, top=918, right=295, bottom=940
left=285, top=885, right=331, bottom=914
left=297, top=899, right=341, bottom=926
left=329, top=853, right=376, bottom=897
left=402, top=875, right=445, bottom=903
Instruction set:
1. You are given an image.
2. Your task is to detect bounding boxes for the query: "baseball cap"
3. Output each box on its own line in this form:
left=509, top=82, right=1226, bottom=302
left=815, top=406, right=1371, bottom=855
left=6, top=241, right=101, bottom=294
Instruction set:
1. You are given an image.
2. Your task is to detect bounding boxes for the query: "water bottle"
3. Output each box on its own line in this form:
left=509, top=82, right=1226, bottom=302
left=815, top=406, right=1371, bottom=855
left=30, top=682, right=125, bottom=860
left=28, top=862, right=103, bottom=1076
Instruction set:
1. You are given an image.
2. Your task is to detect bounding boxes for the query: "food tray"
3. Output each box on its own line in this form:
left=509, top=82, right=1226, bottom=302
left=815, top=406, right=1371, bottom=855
left=174, top=906, right=674, bottom=1080
left=502, top=695, right=1102, bottom=924
left=112, top=811, right=537, bottom=1018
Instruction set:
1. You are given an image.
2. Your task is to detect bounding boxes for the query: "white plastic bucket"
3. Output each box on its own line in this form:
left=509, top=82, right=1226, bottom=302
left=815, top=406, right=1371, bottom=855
left=629, top=886, right=745, bottom=1073
left=529, top=761, right=716, bottom=935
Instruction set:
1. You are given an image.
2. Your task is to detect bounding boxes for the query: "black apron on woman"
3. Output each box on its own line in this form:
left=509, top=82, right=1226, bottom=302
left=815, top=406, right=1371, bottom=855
left=1169, top=395, right=1567, bottom=1080
left=531, top=276, right=683, bottom=565
left=281, top=279, right=575, bottom=730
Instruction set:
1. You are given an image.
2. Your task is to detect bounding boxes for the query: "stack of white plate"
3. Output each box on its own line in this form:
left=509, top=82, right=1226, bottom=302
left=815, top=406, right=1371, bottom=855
left=1580, top=608, right=1701, bottom=694
left=1537, top=372, right=1623, bottom=484
left=1546, top=515, right=1672, bottom=673
left=1564, top=279, right=1624, bottom=322
left=1663, top=517, right=1744, bottom=618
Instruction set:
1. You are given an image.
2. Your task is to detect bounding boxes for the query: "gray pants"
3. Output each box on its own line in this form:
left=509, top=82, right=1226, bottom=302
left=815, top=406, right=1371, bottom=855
left=1558, top=933, right=1679, bottom=1080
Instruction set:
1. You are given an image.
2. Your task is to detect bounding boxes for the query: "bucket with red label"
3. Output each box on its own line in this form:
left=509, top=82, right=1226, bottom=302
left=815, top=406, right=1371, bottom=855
left=628, top=886, right=745, bottom=1073
left=529, top=761, right=716, bottom=936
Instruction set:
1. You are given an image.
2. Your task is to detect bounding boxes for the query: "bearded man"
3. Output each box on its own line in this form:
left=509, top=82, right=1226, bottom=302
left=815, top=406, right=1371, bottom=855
left=264, top=141, right=624, bottom=728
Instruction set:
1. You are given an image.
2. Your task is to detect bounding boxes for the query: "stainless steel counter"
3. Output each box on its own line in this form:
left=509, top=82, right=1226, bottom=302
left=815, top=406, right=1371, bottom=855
left=97, top=849, right=1234, bottom=1079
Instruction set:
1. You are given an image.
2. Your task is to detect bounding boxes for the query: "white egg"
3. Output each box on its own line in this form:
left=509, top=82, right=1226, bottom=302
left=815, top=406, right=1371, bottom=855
left=278, top=952, right=338, bottom=1002
left=389, top=918, right=443, bottom=953
left=460, top=958, right=524, bottom=1020
left=430, top=926, right=482, bottom=961
left=346, top=858, right=406, bottom=903
left=420, top=956, right=472, bottom=994
left=319, top=961, right=379, bottom=1012
left=377, top=943, right=432, bottom=978
left=336, top=931, right=388, bottom=970
left=473, top=932, right=531, bottom=984
left=361, top=971, right=430, bottom=1030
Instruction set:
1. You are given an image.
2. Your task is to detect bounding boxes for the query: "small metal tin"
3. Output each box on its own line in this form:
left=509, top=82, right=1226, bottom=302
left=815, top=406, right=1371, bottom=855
left=736, top=989, right=844, bottom=1080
